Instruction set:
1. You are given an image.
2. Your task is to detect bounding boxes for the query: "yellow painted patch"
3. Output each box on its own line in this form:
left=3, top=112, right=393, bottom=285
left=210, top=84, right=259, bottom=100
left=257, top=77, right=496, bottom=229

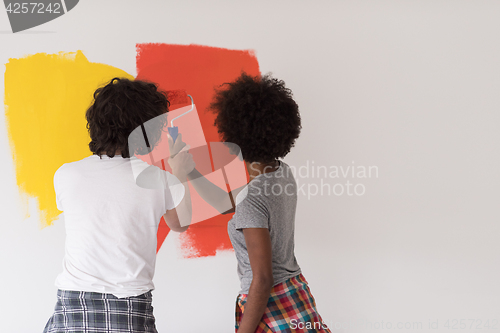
left=4, top=50, right=133, bottom=228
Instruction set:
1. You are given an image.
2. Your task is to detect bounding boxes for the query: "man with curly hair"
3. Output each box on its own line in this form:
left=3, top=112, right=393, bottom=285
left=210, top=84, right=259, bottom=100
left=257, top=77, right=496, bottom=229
left=180, top=73, right=330, bottom=332
left=43, top=77, right=194, bottom=333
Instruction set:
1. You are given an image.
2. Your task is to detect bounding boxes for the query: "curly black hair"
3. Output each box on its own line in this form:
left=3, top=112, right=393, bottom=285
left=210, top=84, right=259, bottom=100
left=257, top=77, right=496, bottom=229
left=86, top=77, right=170, bottom=158
left=209, top=72, right=301, bottom=163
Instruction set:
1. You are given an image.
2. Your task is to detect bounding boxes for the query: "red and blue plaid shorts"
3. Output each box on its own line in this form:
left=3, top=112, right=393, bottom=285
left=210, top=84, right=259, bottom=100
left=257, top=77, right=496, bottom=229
left=235, top=274, right=331, bottom=332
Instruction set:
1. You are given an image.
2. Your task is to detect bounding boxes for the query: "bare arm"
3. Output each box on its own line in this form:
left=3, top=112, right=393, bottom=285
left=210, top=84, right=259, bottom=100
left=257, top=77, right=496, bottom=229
left=187, top=168, right=246, bottom=215
left=167, top=133, right=245, bottom=215
left=163, top=173, right=191, bottom=232
left=237, top=228, right=274, bottom=333
left=164, top=134, right=195, bottom=232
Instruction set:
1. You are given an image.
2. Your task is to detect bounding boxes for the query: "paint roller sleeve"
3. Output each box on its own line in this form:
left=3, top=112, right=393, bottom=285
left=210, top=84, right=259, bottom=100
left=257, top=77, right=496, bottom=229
left=165, top=89, right=192, bottom=142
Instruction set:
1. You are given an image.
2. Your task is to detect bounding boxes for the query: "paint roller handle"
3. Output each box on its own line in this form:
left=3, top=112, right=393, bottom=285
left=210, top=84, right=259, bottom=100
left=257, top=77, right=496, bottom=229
left=168, top=126, right=179, bottom=142
left=167, top=131, right=189, bottom=159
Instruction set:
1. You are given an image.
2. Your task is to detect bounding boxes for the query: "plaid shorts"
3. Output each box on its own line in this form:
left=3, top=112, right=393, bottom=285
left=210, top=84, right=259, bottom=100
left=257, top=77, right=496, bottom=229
left=43, top=289, right=157, bottom=333
left=235, top=274, right=331, bottom=332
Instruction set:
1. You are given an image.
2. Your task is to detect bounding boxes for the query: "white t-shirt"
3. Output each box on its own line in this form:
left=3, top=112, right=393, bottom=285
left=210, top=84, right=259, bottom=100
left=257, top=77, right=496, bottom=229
left=53, top=154, right=184, bottom=298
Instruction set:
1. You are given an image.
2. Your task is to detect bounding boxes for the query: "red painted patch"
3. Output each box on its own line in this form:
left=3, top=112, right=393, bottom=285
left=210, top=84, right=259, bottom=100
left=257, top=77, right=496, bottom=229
left=136, top=43, right=260, bottom=257
left=156, top=217, right=170, bottom=253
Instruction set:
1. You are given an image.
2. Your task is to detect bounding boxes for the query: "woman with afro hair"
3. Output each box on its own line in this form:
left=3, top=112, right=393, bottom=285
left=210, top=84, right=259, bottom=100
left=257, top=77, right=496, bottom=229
left=179, top=73, right=331, bottom=332
left=43, top=77, right=194, bottom=333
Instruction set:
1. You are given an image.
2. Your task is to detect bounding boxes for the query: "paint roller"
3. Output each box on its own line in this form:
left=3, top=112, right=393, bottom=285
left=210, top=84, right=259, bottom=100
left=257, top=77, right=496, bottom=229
left=139, top=89, right=193, bottom=168
left=134, top=89, right=194, bottom=193
left=165, top=90, right=195, bottom=143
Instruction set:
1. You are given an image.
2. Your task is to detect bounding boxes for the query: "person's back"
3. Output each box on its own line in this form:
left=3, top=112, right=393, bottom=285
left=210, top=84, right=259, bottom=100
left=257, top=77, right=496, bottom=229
left=54, top=154, right=183, bottom=297
left=43, top=77, right=193, bottom=333
left=229, top=160, right=302, bottom=294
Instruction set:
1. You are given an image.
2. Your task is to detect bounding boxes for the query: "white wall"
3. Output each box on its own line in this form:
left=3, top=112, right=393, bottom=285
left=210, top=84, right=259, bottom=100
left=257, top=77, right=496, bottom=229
left=1, top=1, right=499, bottom=332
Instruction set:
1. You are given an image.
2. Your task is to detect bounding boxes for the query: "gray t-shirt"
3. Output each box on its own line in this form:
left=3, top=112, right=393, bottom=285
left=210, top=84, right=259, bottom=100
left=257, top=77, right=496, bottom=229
left=228, top=160, right=302, bottom=294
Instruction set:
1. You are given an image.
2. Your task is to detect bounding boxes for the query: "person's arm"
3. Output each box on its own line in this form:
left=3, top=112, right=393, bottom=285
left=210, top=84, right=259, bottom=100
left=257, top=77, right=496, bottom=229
left=237, top=228, right=274, bottom=333
left=187, top=168, right=247, bottom=215
left=163, top=172, right=191, bottom=232
left=167, top=133, right=245, bottom=214
left=163, top=137, right=195, bottom=231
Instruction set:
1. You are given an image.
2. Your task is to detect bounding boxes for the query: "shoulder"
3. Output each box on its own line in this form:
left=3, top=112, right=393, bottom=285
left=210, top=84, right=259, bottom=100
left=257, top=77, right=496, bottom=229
left=53, top=164, right=67, bottom=187
left=236, top=182, right=269, bottom=214
left=53, top=159, right=76, bottom=178
left=54, top=155, right=96, bottom=180
left=131, top=156, right=181, bottom=191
